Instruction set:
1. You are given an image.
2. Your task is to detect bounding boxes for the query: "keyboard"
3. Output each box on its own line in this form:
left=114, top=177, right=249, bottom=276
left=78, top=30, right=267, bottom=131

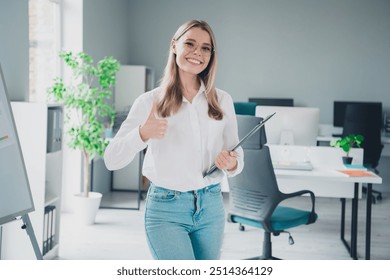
left=272, top=161, right=314, bottom=171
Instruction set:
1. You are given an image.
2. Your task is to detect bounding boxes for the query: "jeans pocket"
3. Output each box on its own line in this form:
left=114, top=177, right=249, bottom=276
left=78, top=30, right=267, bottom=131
left=206, top=184, right=221, bottom=195
left=148, top=186, right=177, bottom=202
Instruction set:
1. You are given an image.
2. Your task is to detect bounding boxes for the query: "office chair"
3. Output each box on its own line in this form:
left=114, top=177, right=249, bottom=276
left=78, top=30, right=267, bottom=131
left=342, top=103, right=384, bottom=202
left=227, top=115, right=318, bottom=260
left=232, top=102, right=258, bottom=232
left=233, top=102, right=257, bottom=116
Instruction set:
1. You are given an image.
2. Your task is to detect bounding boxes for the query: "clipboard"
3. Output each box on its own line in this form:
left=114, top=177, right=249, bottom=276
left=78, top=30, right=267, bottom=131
left=203, top=112, right=276, bottom=177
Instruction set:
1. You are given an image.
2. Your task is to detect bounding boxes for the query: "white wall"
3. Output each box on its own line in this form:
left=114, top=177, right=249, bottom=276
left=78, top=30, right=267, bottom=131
left=60, top=0, right=84, bottom=212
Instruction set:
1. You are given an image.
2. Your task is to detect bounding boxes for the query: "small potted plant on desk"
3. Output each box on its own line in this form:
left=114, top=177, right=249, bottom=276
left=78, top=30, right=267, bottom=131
left=48, top=51, right=120, bottom=225
left=331, top=134, right=365, bottom=164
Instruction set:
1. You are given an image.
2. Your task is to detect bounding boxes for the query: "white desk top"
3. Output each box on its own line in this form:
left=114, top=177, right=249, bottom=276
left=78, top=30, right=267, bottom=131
left=267, top=144, right=382, bottom=198
left=273, top=167, right=382, bottom=184
left=221, top=145, right=382, bottom=196
left=268, top=144, right=382, bottom=185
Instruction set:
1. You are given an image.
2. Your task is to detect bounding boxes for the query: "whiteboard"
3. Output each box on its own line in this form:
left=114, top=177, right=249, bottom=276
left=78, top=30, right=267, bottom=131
left=0, top=64, right=35, bottom=225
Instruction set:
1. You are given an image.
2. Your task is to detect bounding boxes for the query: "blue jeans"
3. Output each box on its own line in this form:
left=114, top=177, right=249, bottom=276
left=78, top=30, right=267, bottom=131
left=144, top=183, right=225, bottom=260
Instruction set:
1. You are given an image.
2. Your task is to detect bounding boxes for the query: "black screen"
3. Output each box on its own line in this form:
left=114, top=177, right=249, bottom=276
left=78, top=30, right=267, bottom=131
left=248, top=98, right=294, bottom=107
left=333, top=101, right=382, bottom=128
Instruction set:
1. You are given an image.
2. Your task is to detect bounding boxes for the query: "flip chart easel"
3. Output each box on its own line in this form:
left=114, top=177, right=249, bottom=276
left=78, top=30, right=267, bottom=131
left=0, top=64, right=42, bottom=260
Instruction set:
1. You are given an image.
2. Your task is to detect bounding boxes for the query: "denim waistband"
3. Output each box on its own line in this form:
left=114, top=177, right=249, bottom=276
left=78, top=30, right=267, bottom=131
left=149, top=183, right=220, bottom=194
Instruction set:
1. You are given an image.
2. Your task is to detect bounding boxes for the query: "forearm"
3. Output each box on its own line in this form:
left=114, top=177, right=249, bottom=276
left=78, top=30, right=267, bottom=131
left=104, top=126, right=147, bottom=170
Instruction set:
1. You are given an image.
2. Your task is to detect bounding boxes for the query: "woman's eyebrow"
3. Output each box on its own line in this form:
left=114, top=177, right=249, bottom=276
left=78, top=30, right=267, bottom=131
left=184, top=38, right=212, bottom=46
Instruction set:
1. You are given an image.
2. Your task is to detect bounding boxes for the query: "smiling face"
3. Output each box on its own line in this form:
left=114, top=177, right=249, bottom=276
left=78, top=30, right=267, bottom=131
left=172, top=27, right=213, bottom=77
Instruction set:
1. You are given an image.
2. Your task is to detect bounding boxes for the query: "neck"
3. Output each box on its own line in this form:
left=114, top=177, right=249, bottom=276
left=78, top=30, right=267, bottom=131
left=179, top=72, right=200, bottom=103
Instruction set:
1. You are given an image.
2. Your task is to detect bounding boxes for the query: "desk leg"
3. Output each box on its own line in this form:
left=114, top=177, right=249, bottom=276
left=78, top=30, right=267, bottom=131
left=340, top=197, right=355, bottom=259
left=365, top=183, right=372, bottom=260
left=340, top=198, right=347, bottom=248
left=350, top=183, right=359, bottom=260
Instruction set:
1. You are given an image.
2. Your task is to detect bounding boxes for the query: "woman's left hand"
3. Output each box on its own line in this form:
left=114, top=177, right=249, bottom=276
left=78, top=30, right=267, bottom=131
left=215, top=150, right=238, bottom=172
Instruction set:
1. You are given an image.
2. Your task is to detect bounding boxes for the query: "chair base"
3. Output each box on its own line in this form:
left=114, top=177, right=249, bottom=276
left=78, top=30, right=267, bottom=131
left=245, top=256, right=281, bottom=260
left=238, top=224, right=290, bottom=260
left=362, top=186, right=382, bottom=204
left=243, top=231, right=282, bottom=260
left=362, top=166, right=383, bottom=204
left=237, top=223, right=308, bottom=259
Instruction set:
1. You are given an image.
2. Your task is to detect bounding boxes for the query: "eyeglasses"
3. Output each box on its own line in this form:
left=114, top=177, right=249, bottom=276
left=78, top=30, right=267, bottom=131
left=180, top=40, right=214, bottom=56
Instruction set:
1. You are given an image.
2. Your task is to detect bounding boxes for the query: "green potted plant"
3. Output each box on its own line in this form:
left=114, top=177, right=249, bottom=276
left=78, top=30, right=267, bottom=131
left=330, top=134, right=365, bottom=164
left=48, top=51, right=120, bottom=224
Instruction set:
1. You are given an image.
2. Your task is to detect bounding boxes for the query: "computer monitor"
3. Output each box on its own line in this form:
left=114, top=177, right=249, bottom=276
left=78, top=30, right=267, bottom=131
left=333, top=101, right=382, bottom=128
left=248, top=97, right=294, bottom=107
left=256, top=106, right=320, bottom=146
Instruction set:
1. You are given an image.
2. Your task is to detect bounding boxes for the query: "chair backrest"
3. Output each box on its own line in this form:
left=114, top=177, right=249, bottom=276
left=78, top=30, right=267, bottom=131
left=342, top=103, right=383, bottom=167
left=233, top=102, right=257, bottom=116
left=229, top=147, right=283, bottom=232
left=236, top=115, right=267, bottom=149
left=229, top=115, right=282, bottom=232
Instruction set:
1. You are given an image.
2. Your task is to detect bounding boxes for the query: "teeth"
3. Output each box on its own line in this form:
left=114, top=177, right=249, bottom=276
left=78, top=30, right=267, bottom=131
left=187, top=58, right=202, bottom=65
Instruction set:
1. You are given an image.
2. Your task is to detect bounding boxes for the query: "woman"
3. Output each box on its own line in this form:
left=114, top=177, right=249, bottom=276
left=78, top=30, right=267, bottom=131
left=104, top=19, right=243, bottom=260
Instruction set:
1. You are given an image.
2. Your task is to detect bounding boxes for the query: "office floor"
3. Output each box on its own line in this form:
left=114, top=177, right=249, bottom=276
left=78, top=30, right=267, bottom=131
left=57, top=182, right=390, bottom=260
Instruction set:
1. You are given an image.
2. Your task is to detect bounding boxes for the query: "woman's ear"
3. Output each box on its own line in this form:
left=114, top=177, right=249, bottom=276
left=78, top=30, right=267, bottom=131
left=171, top=39, right=176, bottom=54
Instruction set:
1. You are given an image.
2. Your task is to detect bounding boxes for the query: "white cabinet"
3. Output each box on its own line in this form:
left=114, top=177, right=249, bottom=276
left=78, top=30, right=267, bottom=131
left=114, top=65, right=154, bottom=112
left=43, top=104, right=63, bottom=259
left=1, top=102, right=63, bottom=259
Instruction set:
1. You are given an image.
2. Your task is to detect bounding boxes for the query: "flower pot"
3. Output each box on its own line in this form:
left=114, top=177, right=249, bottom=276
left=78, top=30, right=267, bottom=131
left=342, top=156, right=353, bottom=165
left=73, top=192, right=102, bottom=225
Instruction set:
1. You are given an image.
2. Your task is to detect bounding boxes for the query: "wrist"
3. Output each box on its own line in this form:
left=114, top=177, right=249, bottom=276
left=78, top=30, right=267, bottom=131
left=139, top=125, right=148, bottom=142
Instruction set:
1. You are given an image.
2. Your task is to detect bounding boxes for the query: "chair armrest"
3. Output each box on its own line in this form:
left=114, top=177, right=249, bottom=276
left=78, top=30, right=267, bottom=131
left=281, top=190, right=316, bottom=224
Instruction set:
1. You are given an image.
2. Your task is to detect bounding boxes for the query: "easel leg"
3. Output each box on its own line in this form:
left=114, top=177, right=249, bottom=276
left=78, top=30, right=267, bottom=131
left=21, top=214, right=43, bottom=260
left=0, top=226, right=2, bottom=259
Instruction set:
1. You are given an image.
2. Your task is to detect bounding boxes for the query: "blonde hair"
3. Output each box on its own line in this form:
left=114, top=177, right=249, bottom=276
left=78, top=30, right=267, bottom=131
left=157, top=20, right=223, bottom=120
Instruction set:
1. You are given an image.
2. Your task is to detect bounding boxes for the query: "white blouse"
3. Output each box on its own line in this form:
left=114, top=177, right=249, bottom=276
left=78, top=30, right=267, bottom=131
left=104, top=83, right=244, bottom=192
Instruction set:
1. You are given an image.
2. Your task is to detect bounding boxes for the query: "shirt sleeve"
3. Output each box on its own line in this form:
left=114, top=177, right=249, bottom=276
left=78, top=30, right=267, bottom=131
left=222, top=93, right=244, bottom=177
left=104, top=94, right=151, bottom=171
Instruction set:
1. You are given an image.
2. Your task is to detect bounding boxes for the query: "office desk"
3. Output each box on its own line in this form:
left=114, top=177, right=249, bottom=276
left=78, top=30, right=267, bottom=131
left=268, top=145, right=382, bottom=260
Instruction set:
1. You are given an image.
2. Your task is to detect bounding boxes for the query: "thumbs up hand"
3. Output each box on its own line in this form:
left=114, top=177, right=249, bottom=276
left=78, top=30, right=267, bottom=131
left=139, top=103, right=168, bottom=141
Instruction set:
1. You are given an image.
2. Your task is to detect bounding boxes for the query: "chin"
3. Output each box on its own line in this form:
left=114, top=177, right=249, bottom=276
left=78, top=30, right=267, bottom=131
left=183, top=65, right=206, bottom=76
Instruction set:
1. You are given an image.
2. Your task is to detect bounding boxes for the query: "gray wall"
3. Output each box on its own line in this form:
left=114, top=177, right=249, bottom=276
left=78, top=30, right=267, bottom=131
left=2, top=0, right=389, bottom=123
left=82, top=0, right=132, bottom=121
left=0, top=0, right=29, bottom=101
left=83, top=0, right=131, bottom=65
left=126, top=0, right=390, bottom=124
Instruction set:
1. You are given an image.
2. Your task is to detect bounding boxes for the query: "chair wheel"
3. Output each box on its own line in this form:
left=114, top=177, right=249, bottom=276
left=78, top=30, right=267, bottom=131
left=377, top=194, right=382, bottom=201
left=239, top=224, right=245, bottom=231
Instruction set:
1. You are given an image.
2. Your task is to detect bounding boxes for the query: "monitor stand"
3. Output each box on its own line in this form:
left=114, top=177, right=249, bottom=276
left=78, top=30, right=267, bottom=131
left=280, top=130, right=294, bottom=145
